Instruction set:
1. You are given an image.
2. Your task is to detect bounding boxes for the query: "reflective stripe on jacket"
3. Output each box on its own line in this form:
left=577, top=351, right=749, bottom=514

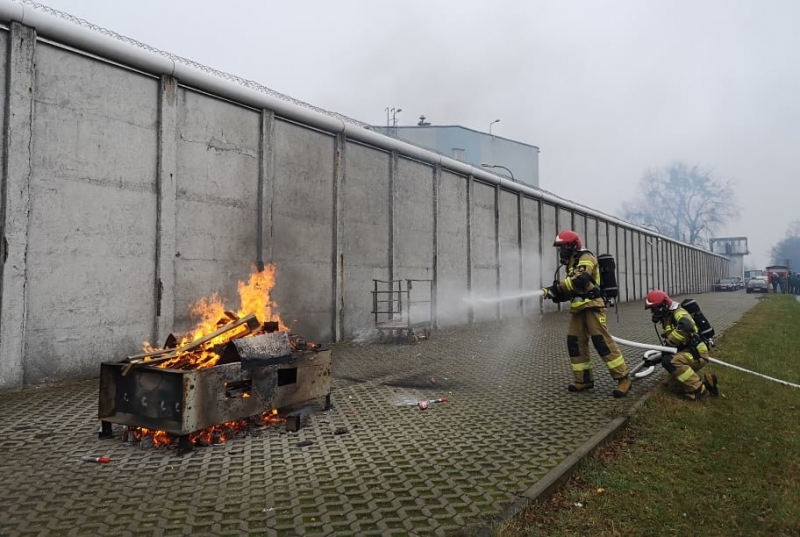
left=662, top=307, right=708, bottom=354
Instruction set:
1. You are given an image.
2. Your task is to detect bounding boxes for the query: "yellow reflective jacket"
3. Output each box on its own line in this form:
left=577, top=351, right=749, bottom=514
left=661, top=306, right=709, bottom=355
left=556, top=250, right=605, bottom=312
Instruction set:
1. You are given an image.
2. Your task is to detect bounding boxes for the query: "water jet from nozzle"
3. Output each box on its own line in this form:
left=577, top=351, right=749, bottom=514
left=463, top=289, right=545, bottom=306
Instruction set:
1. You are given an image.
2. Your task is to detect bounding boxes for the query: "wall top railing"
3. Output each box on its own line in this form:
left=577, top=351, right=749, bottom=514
left=0, top=0, right=727, bottom=259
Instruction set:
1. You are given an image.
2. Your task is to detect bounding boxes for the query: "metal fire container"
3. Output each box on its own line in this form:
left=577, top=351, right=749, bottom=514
left=98, top=345, right=331, bottom=439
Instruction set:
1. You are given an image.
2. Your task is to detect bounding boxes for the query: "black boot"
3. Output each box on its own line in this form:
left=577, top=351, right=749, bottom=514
left=703, top=373, right=719, bottom=397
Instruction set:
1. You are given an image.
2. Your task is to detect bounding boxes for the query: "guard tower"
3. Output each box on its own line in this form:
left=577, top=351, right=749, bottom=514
left=709, top=237, right=749, bottom=279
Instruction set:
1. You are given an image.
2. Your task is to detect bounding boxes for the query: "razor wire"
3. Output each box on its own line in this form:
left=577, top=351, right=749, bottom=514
left=15, top=0, right=370, bottom=128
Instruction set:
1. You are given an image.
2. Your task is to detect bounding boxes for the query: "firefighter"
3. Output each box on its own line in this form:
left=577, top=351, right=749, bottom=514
left=542, top=230, right=631, bottom=397
left=644, top=290, right=719, bottom=401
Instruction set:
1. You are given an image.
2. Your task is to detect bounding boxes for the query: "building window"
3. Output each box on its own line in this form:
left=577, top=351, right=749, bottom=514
left=451, top=148, right=465, bottom=161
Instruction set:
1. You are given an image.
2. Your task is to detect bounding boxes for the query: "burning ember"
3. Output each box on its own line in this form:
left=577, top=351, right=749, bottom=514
left=130, top=409, right=285, bottom=448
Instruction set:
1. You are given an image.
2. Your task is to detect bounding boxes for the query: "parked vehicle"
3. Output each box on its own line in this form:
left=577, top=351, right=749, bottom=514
left=714, top=278, right=737, bottom=292
left=746, top=277, right=769, bottom=294
left=730, top=276, right=745, bottom=289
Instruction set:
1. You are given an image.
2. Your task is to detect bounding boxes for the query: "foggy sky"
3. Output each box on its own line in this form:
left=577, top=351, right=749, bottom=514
left=38, top=0, right=800, bottom=267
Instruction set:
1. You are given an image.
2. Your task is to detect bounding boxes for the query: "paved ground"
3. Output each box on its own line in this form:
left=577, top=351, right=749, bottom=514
left=0, top=291, right=758, bottom=537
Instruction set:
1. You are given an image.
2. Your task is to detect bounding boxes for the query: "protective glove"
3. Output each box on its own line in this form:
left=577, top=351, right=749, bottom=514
left=542, top=284, right=560, bottom=301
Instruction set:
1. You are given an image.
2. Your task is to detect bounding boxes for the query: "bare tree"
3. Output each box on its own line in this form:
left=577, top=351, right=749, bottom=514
left=620, top=162, right=739, bottom=246
left=771, top=220, right=800, bottom=269
left=785, top=219, right=800, bottom=238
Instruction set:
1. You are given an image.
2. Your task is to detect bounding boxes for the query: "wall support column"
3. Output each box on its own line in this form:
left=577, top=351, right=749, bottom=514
left=153, top=75, right=178, bottom=347
left=517, top=192, right=524, bottom=316
left=257, top=109, right=276, bottom=271
left=332, top=133, right=346, bottom=340
left=0, top=22, right=35, bottom=390
left=432, top=165, right=440, bottom=328
left=466, top=175, right=474, bottom=324
left=494, top=184, right=501, bottom=320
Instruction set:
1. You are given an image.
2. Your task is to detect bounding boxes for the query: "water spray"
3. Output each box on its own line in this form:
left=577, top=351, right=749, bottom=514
left=613, top=336, right=800, bottom=388
left=463, top=289, right=545, bottom=306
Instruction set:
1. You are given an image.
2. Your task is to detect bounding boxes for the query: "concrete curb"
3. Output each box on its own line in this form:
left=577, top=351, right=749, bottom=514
left=480, top=389, right=655, bottom=536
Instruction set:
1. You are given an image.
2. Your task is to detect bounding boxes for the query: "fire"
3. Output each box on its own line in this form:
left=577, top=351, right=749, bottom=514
left=130, top=265, right=305, bottom=449
left=142, top=264, right=288, bottom=370
left=130, top=410, right=284, bottom=448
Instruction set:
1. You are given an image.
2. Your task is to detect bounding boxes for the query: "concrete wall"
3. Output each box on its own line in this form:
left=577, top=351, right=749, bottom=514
left=0, top=21, right=729, bottom=390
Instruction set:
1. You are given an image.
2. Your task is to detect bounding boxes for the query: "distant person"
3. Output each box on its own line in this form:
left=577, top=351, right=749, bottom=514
left=771, top=272, right=780, bottom=293
left=541, top=230, right=631, bottom=398
left=644, top=290, right=719, bottom=401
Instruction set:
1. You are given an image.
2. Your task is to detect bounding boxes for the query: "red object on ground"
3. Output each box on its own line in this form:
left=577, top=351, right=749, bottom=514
left=81, top=455, right=111, bottom=463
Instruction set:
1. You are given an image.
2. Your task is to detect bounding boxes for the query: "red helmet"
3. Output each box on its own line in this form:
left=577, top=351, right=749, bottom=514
left=644, top=290, right=672, bottom=310
left=553, top=230, right=582, bottom=249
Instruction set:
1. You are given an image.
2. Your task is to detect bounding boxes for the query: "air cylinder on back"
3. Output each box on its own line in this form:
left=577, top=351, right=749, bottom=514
left=680, top=298, right=715, bottom=340
left=597, top=254, right=618, bottom=299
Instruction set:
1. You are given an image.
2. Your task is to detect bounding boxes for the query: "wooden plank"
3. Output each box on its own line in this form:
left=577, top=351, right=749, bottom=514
left=122, top=314, right=260, bottom=376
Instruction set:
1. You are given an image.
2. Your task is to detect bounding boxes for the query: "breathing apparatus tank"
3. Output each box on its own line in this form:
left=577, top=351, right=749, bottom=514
left=597, top=254, right=619, bottom=300
left=680, top=298, right=715, bottom=341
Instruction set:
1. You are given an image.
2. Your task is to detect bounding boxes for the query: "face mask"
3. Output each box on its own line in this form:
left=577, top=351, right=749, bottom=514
left=651, top=311, right=662, bottom=324
left=558, top=245, right=572, bottom=264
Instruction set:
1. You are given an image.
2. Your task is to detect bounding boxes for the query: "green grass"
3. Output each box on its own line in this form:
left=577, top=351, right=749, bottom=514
left=496, top=295, right=800, bottom=537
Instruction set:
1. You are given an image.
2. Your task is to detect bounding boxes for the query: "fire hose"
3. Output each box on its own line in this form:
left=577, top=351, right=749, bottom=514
left=612, top=336, right=800, bottom=389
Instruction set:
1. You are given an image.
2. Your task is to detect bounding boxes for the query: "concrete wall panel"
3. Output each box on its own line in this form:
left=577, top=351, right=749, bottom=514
left=340, top=143, right=391, bottom=334
left=499, top=189, right=520, bottom=317
left=541, top=204, right=558, bottom=313
left=270, top=120, right=335, bottom=341
left=436, top=172, right=469, bottom=326
left=174, top=89, right=260, bottom=333
left=394, top=158, right=434, bottom=280
left=587, top=217, right=599, bottom=254
left=471, top=182, right=498, bottom=321
left=557, top=207, right=573, bottom=234
left=573, top=213, right=587, bottom=249
left=24, top=44, right=159, bottom=384
left=394, top=158, right=435, bottom=327
left=521, top=197, right=541, bottom=313
left=616, top=227, right=627, bottom=303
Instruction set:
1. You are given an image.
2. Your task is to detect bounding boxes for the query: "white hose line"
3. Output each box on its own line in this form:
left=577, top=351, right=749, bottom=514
left=612, top=336, right=800, bottom=389
left=612, top=336, right=676, bottom=354
left=706, top=358, right=800, bottom=389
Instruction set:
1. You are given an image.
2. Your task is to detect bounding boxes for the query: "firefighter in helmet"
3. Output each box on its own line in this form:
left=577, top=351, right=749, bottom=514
left=644, top=290, right=719, bottom=401
left=542, top=230, right=631, bottom=397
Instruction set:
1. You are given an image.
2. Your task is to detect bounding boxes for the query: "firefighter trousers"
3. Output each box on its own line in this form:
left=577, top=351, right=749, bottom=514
left=663, top=346, right=709, bottom=394
left=567, top=307, right=628, bottom=384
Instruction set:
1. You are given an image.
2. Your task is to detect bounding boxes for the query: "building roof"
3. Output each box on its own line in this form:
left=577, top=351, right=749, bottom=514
left=370, top=125, right=540, bottom=151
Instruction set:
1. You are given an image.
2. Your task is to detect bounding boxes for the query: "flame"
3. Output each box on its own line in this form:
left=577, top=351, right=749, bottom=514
left=142, top=264, right=288, bottom=370
left=129, top=410, right=284, bottom=448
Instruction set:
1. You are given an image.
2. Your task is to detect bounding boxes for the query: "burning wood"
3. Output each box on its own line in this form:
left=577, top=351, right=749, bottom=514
left=122, top=313, right=261, bottom=375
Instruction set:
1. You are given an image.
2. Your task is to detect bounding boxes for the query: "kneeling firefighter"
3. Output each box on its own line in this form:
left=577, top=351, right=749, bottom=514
left=644, top=290, right=719, bottom=401
left=542, top=230, right=631, bottom=397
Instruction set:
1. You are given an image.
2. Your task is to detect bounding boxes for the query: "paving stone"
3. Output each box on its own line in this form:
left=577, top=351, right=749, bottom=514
left=0, top=292, right=757, bottom=536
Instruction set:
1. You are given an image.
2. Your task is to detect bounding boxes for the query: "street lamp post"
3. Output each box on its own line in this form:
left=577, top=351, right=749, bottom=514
left=385, top=107, right=403, bottom=131
left=480, top=163, right=515, bottom=183
left=489, top=119, right=500, bottom=135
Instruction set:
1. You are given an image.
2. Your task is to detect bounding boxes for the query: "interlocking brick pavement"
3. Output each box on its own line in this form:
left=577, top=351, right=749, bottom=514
left=0, top=292, right=758, bottom=536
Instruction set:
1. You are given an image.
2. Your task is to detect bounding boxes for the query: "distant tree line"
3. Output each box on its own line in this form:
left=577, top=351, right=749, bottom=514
left=771, top=220, right=800, bottom=269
